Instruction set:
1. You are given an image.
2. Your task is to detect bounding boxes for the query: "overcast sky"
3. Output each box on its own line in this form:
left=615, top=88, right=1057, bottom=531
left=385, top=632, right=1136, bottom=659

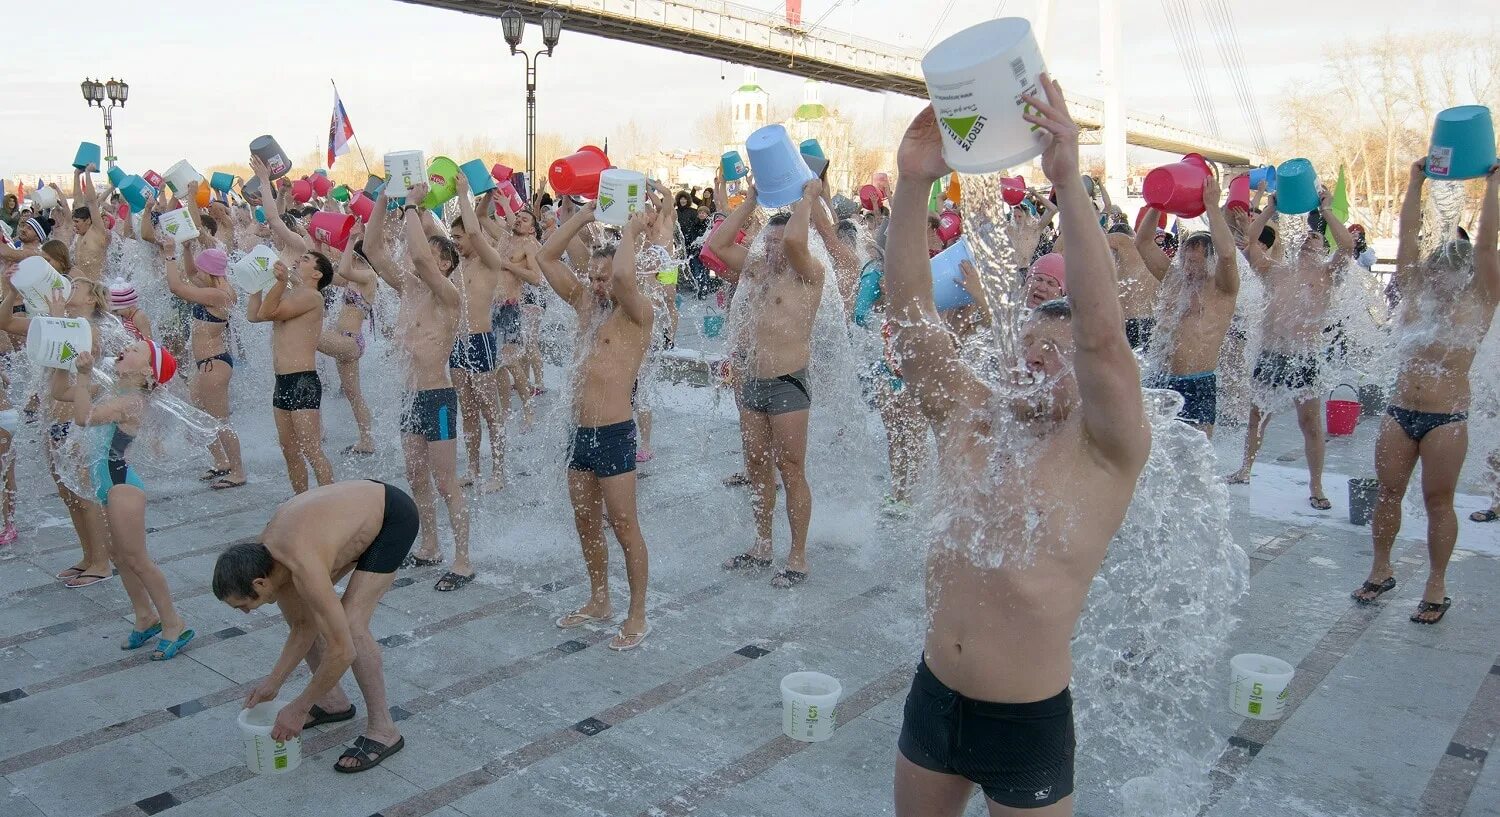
left=2, top=0, right=1493, bottom=176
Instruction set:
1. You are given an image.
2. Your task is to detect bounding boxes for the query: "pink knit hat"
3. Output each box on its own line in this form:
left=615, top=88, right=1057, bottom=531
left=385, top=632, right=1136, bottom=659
left=109, top=281, right=138, bottom=310
left=195, top=248, right=229, bottom=277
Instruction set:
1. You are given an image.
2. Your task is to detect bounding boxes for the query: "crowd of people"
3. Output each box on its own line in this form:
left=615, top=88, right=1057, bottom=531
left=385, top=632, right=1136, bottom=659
left=2, top=73, right=1497, bottom=812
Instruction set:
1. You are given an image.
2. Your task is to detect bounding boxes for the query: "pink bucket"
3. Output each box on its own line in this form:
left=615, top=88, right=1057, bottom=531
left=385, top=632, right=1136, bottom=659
left=308, top=211, right=354, bottom=251
left=291, top=179, right=314, bottom=204
left=350, top=193, right=375, bottom=224
left=1142, top=153, right=1213, bottom=218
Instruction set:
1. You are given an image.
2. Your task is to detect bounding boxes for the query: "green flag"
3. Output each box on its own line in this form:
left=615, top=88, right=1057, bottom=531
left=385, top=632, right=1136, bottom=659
left=1326, top=164, right=1348, bottom=248
left=929, top=178, right=943, bottom=213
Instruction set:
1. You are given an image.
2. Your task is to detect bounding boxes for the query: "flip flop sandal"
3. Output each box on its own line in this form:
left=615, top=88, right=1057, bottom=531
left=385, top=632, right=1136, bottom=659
left=1470, top=509, right=1499, bottom=523
left=434, top=572, right=475, bottom=592
left=65, top=573, right=115, bottom=589
left=1411, top=597, right=1452, bottom=625
left=55, top=565, right=86, bottom=580
left=305, top=704, right=357, bottom=728
left=609, top=623, right=653, bottom=652
left=151, top=629, right=196, bottom=661
left=771, top=570, right=809, bottom=589
left=556, top=610, right=612, bottom=629
left=121, top=622, right=162, bottom=650
left=1351, top=576, right=1396, bottom=604
left=722, top=473, right=751, bottom=487
left=401, top=554, right=443, bottom=568
left=341, top=445, right=375, bottom=457
left=722, top=552, right=773, bottom=571
left=1309, top=496, right=1332, bottom=511
left=334, top=735, right=405, bottom=773
left=210, top=477, right=247, bottom=491
left=199, top=468, right=230, bottom=482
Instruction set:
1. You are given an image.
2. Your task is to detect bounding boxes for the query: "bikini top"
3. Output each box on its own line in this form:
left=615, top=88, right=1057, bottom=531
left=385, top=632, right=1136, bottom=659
left=191, top=302, right=227, bottom=324
left=342, top=287, right=373, bottom=320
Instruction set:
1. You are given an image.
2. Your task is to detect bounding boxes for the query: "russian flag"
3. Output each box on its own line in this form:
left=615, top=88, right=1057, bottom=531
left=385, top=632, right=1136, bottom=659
left=327, top=89, right=355, bottom=168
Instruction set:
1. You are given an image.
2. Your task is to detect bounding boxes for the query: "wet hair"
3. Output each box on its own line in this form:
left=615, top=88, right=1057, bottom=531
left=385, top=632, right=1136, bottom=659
left=835, top=218, right=858, bottom=248
left=1425, top=239, right=1474, bottom=271
left=1258, top=226, right=1277, bottom=250
left=279, top=213, right=298, bottom=232
left=766, top=212, right=792, bottom=228
left=592, top=244, right=618, bottom=260
left=307, top=251, right=335, bottom=290
left=352, top=239, right=369, bottom=265
left=538, top=193, right=553, bottom=209
left=212, top=541, right=275, bottom=601
left=200, top=214, right=218, bottom=236
left=75, top=278, right=111, bottom=317
left=72, top=206, right=92, bottom=221
left=429, top=235, right=460, bottom=273
left=1181, top=233, right=1214, bottom=257
left=1106, top=222, right=1133, bottom=236
left=1033, top=299, right=1072, bottom=320
left=41, top=239, right=71, bottom=271
left=1306, top=209, right=1327, bottom=235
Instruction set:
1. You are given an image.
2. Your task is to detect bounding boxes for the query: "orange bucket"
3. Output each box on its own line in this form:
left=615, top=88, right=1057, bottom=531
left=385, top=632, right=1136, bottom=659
left=308, top=211, right=355, bottom=250
left=549, top=145, right=610, bottom=197
left=195, top=184, right=212, bottom=208
left=1326, top=384, right=1360, bottom=436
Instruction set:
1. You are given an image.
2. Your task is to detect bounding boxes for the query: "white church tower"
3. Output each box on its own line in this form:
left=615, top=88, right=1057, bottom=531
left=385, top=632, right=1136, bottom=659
left=730, top=67, right=769, bottom=146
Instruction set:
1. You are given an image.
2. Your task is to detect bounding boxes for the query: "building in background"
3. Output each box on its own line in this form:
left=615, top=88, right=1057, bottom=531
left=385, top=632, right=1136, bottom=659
left=783, top=80, right=854, bottom=195
left=730, top=68, right=769, bottom=147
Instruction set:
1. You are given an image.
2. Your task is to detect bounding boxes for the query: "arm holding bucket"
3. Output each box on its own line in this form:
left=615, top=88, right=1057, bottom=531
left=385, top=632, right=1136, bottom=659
left=1475, top=164, right=1500, bottom=304
left=404, top=208, right=460, bottom=310
left=538, top=204, right=593, bottom=305
left=1244, top=196, right=1277, bottom=270
left=1320, top=192, right=1356, bottom=269
left=363, top=191, right=403, bottom=294
left=784, top=181, right=825, bottom=285
left=1395, top=159, right=1425, bottom=287
left=252, top=156, right=306, bottom=255
left=613, top=210, right=655, bottom=328
left=50, top=353, right=140, bottom=428
left=708, top=185, right=756, bottom=278
left=457, top=175, right=506, bottom=272
left=1203, top=178, right=1240, bottom=296
left=75, top=170, right=99, bottom=232
left=163, top=256, right=234, bottom=310
left=272, top=554, right=356, bottom=740
left=243, top=598, right=315, bottom=710
left=1133, top=208, right=1171, bottom=281
left=183, top=183, right=216, bottom=249
left=0, top=282, right=30, bottom=335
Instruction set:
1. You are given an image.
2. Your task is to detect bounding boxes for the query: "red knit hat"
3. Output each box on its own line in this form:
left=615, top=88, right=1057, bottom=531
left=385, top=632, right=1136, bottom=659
left=147, top=341, right=177, bottom=386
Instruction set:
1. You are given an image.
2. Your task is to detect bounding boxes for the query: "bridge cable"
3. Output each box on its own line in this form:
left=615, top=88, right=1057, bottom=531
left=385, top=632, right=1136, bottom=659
left=1208, top=0, right=1270, bottom=154
left=1160, top=0, right=1223, bottom=139
left=921, top=0, right=959, bottom=52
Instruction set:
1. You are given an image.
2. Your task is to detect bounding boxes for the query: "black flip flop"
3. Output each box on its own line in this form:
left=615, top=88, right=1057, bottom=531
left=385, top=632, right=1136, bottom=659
left=333, top=735, right=405, bottom=773
left=304, top=704, right=357, bottom=729
left=434, top=572, right=475, bottom=592
left=1470, top=509, right=1499, bottom=523
left=1411, top=597, right=1452, bottom=625
left=401, top=554, right=443, bottom=568
left=722, top=552, right=772, bottom=571
left=1309, top=496, right=1332, bottom=511
left=210, top=477, right=247, bottom=491
left=1351, top=576, right=1396, bottom=604
left=771, top=570, right=808, bottom=589
left=199, top=468, right=230, bottom=482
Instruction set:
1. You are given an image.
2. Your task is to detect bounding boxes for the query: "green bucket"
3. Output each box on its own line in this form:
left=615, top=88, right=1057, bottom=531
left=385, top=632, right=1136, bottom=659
left=422, top=156, right=460, bottom=210
left=332, top=185, right=351, bottom=203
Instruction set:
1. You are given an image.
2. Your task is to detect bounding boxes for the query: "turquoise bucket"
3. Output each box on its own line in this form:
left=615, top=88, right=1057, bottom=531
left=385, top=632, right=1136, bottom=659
left=254, top=206, right=266, bottom=224
left=703, top=314, right=724, bottom=338
left=460, top=159, right=497, bottom=195
left=107, top=166, right=127, bottom=187
left=1426, top=105, right=1496, bottom=180
left=1275, top=158, right=1319, bottom=215
left=74, top=142, right=102, bottom=171
left=1248, top=165, right=1277, bottom=193
left=210, top=172, right=235, bottom=193
left=119, top=176, right=150, bottom=212
left=799, top=139, right=825, bottom=160
left=721, top=151, right=748, bottom=181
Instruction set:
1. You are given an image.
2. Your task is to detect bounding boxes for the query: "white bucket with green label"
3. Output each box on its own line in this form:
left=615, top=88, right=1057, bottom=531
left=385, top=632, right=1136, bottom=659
left=26, top=316, right=92, bottom=371
left=12, top=256, right=72, bottom=315
left=921, top=17, right=1048, bottom=174
left=597, top=169, right=647, bottom=226
left=238, top=701, right=302, bottom=775
left=1227, top=653, right=1294, bottom=721
left=781, top=671, right=842, bottom=742
left=229, top=245, right=278, bottom=294
left=157, top=208, right=200, bottom=244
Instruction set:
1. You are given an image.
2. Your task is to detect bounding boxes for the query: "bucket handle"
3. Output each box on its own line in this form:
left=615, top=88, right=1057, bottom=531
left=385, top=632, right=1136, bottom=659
left=1328, top=383, right=1358, bottom=401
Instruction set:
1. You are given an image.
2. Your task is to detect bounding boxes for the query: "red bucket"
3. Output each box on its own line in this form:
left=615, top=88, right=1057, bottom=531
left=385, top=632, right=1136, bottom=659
left=1226, top=174, right=1251, bottom=214
left=350, top=192, right=375, bottom=224
left=1000, top=175, right=1027, bottom=206
left=1326, top=384, right=1361, bottom=436
left=291, top=178, right=314, bottom=204
left=937, top=210, right=962, bottom=243
left=491, top=163, right=514, bottom=183
left=549, top=145, right=610, bottom=197
left=308, top=211, right=355, bottom=250
left=1142, top=153, right=1213, bottom=218
left=496, top=179, right=526, bottom=214
left=1134, top=205, right=1169, bottom=233
left=143, top=169, right=164, bottom=189
left=858, top=183, right=883, bottom=212
left=310, top=174, right=334, bottom=197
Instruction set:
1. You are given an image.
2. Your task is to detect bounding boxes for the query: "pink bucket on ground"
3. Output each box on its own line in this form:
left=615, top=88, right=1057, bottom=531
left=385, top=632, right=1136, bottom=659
left=1143, top=153, right=1213, bottom=218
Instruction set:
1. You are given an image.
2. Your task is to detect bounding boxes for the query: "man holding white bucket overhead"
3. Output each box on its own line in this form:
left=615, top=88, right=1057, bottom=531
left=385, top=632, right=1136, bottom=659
left=884, top=74, right=1149, bottom=815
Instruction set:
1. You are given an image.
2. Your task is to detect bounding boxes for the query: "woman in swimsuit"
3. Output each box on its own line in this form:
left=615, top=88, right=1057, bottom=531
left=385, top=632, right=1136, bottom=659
left=50, top=341, right=195, bottom=660
left=316, top=227, right=378, bottom=456
left=160, top=246, right=247, bottom=490
left=108, top=281, right=153, bottom=341
left=0, top=279, right=114, bottom=585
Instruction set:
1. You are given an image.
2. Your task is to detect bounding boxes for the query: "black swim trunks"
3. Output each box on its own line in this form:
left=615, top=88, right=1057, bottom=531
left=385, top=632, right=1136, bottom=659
left=354, top=480, right=419, bottom=574
left=1252, top=350, right=1319, bottom=392
left=1387, top=405, right=1467, bottom=443
left=448, top=331, right=498, bottom=373
left=400, top=387, right=458, bottom=442
left=898, top=658, right=1074, bottom=808
left=1124, top=317, right=1155, bottom=352
left=1149, top=371, right=1217, bottom=426
left=568, top=420, right=637, bottom=478
left=492, top=301, right=524, bottom=346
left=740, top=368, right=812, bottom=415
left=272, top=370, right=322, bottom=411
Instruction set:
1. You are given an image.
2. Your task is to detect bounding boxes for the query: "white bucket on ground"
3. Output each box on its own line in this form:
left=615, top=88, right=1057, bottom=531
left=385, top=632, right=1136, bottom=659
left=230, top=244, right=279, bottom=294
left=781, top=671, right=842, bottom=742
left=12, top=255, right=72, bottom=315
left=157, top=208, right=200, bottom=244
left=237, top=701, right=302, bottom=775
left=26, top=316, right=92, bottom=370
left=383, top=150, right=426, bottom=199
left=921, top=17, right=1048, bottom=173
left=596, top=169, right=647, bottom=226
left=1227, top=653, right=1294, bottom=720
left=163, top=159, right=202, bottom=195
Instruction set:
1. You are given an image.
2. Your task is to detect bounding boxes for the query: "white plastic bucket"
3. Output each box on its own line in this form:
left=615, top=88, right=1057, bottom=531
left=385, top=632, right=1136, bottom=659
left=746, top=125, right=817, bottom=209
left=26, top=316, right=92, bottom=371
left=1227, top=653, right=1294, bottom=720
left=237, top=701, right=302, bottom=775
left=157, top=208, right=200, bottom=244
left=163, top=159, right=203, bottom=195
left=230, top=245, right=279, bottom=294
left=12, top=256, right=72, bottom=315
left=596, top=169, right=647, bottom=226
left=921, top=17, right=1048, bottom=173
left=31, top=186, right=60, bottom=211
left=384, top=150, right=426, bottom=199
left=781, top=671, right=842, bottom=742
left=931, top=236, right=976, bottom=311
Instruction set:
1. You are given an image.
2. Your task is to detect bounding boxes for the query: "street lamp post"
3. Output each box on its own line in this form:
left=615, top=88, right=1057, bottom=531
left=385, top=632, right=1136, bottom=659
left=80, top=77, right=129, bottom=172
left=501, top=9, right=561, bottom=197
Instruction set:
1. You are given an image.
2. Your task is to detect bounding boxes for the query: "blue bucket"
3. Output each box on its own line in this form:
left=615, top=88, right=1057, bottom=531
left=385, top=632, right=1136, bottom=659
left=721, top=151, right=748, bottom=182
left=460, top=159, right=497, bottom=195
left=1275, top=158, right=1319, bottom=215
left=931, top=237, right=975, bottom=312
left=747, top=125, right=816, bottom=208
left=1248, top=165, right=1277, bottom=193
left=74, top=142, right=102, bottom=171
left=799, top=139, right=825, bottom=160
left=107, top=166, right=127, bottom=187
left=210, top=172, right=236, bottom=193
left=703, top=314, right=724, bottom=337
left=1426, top=105, right=1496, bottom=180
left=253, top=206, right=266, bottom=224
left=119, top=176, right=151, bottom=213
